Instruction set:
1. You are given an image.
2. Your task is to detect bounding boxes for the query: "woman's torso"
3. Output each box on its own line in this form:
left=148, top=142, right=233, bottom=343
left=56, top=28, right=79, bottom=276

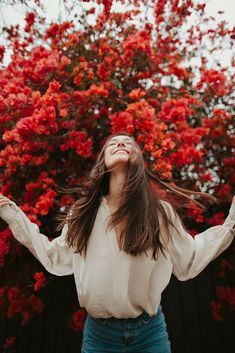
left=72, top=197, right=173, bottom=319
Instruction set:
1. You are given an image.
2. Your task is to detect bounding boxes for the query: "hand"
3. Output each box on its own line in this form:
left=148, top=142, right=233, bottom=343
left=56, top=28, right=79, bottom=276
left=0, top=193, right=13, bottom=208
left=0, top=193, right=18, bottom=224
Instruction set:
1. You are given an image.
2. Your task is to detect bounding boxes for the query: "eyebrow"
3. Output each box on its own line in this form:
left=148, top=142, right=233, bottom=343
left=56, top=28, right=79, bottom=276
left=109, top=137, right=133, bottom=142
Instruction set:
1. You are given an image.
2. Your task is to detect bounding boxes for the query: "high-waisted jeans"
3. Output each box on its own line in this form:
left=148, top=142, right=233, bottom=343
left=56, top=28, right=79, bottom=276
left=81, top=305, right=171, bottom=353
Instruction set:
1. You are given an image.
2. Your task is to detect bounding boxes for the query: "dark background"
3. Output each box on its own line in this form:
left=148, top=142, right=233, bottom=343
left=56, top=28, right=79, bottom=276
left=1, top=244, right=234, bottom=353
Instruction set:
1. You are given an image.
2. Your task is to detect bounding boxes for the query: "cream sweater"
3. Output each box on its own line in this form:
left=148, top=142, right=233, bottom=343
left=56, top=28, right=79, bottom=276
left=0, top=197, right=235, bottom=319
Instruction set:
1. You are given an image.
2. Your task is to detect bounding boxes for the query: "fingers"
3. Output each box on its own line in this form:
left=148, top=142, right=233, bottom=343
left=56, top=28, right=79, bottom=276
left=0, top=193, right=12, bottom=208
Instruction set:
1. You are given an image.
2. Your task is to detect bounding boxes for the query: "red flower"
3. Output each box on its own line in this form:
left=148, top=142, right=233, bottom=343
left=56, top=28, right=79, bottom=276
left=197, top=69, right=229, bottom=96
left=129, top=89, right=146, bottom=100
left=68, top=309, right=87, bottom=332
left=221, top=259, right=233, bottom=271
left=89, top=84, right=109, bottom=98
left=47, top=80, right=61, bottom=93
left=7, top=287, right=44, bottom=325
left=87, top=7, right=96, bottom=15
left=154, top=0, right=168, bottom=23
left=211, top=300, right=223, bottom=321
left=24, top=12, right=36, bottom=32
left=102, top=0, right=113, bottom=15
left=3, top=336, right=15, bottom=349
left=0, top=287, right=7, bottom=310
left=158, top=97, right=199, bottom=123
left=44, top=22, right=73, bottom=40
left=25, top=12, right=36, bottom=26
left=109, top=111, right=134, bottom=134
left=216, top=287, right=235, bottom=310
left=170, top=146, right=203, bottom=167
left=122, top=31, right=153, bottom=65
left=207, top=212, right=225, bottom=226
left=217, top=185, right=232, bottom=198
left=60, top=131, right=93, bottom=158
left=0, top=45, right=5, bottom=62
left=0, top=229, right=12, bottom=268
left=45, top=23, right=59, bottom=38
left=200, top=172, right=213, bottom=182
left=59, top=108, right=68, bottom=117
left=187, top=206, right=204, bottom=223
left=34, top=272, right=46, bottom=291
left=35, top=189, right=57, bottom=215
left=188, top=229, right=198, bottom=237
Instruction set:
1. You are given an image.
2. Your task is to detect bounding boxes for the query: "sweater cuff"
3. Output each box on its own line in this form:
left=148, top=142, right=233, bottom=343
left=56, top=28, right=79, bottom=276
left=224, top=202, right=235, bottom=228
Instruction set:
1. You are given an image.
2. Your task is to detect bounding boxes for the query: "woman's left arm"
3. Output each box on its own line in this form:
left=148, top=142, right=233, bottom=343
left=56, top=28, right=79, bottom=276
left=165, top=197, right=235, bottom=281
left=0, top=198, right=74, bottom=276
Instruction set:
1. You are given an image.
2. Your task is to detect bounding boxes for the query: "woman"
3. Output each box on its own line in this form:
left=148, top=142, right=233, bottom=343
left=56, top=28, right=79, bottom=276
left=0, top=133, right=234, bottom=353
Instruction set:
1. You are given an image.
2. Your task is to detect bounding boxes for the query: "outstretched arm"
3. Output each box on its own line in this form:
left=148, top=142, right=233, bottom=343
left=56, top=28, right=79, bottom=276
left=162, top=197, right=235, bottom=281
left=0, top=195, right=73, bottom=276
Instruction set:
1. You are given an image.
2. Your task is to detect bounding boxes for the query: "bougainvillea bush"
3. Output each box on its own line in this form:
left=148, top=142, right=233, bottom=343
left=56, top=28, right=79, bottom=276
left=0, top=0, right=234, bottom=350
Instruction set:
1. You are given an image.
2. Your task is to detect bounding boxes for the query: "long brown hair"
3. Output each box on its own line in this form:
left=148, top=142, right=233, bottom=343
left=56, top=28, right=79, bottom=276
left=55, top=132, right=217, bottom=259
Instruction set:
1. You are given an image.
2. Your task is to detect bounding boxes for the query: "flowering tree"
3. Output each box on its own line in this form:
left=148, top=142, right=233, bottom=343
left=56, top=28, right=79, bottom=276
left=0, top=0, right=234, bottom=351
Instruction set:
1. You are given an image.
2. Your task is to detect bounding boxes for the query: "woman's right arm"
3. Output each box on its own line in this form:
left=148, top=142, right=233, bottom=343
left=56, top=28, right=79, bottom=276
left=161, top=198, right=235, bottom=281
left=0, top=196, right=73, bottom=276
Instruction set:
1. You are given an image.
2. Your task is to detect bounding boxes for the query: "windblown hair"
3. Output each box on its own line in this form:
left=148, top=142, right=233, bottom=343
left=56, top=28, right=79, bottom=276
left=55, top=132, right=217, bottom=260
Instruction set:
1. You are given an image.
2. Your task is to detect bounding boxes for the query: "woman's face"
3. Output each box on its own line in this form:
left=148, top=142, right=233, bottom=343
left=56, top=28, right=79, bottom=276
left=104, top=135, right=138, bottom=171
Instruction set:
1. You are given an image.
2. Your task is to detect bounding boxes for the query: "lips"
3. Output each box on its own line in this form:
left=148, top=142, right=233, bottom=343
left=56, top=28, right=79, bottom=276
left=114, top=149, right=129, bottom=154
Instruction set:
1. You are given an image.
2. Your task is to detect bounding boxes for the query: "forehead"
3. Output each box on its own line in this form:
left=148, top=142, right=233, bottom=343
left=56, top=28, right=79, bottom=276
left=108, top=135, right=133, bottom=143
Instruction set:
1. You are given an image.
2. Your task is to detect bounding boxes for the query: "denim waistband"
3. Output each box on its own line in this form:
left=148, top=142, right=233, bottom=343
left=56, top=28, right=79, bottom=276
left=93, top=306, right=162, bottom=325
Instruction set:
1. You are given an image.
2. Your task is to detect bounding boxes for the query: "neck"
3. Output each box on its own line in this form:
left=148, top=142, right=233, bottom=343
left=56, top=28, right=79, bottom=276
left=107, top=170, right=127, bottom=204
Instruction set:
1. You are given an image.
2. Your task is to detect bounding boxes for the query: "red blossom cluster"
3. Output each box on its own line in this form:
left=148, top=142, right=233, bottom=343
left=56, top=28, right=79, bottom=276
left=0, top=46, right=5, bottom=62
left=207, top=212, right=225, bottom=226
left=109, top=100, right=175, bottom=178
left=24, top=12, right=36, bottom=32
left=197, top=69, right=230, bottom=97
left=0, top=0, right=234, bottom=341
left=187, top=202, right=204, bottom=223
left=68, top=308, right=87, bottom=332
left=7, top=287, right=44, bottom=325
left=217, top=259, right=233, bottom=278
left=211, top=287, right=235, bottom=321
left=34, top=272, right=46, bottom=291
left=0, top=229, right=12, bottom=268
left=3, top=336, right=15, bottom=350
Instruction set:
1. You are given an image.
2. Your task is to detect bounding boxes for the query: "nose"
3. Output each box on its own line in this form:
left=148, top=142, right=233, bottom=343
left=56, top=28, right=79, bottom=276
left=117, top=142, right=125, bottom=147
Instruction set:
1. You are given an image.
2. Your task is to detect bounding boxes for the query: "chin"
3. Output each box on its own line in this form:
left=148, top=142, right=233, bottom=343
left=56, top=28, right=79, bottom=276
left=106, top=158, right=129, bottom=170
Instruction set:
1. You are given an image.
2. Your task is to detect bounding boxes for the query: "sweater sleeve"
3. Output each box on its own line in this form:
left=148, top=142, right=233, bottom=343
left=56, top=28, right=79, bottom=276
left=162, top=201, right=235, bottom=281
left=0, top=201, right=74, bottom=276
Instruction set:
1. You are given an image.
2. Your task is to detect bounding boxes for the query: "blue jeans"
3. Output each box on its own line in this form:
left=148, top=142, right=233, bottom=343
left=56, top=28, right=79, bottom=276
left=81, top=306, right=171, bottom=353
